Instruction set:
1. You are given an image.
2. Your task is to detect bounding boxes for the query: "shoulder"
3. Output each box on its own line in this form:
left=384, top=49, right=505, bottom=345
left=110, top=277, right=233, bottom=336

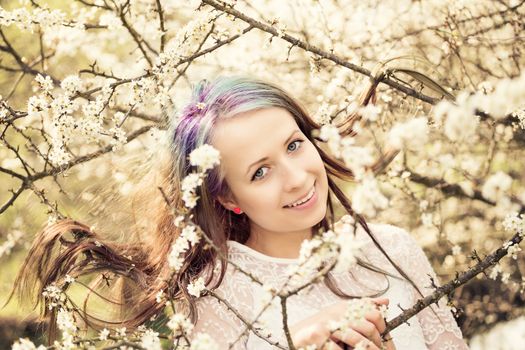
left=367, top=222, right=421, bottom=254
left=336, top=216, right=426, bottom=271
left=366, top=222, right=423, bottom=266
left=336, top=215, right=418, bottom=252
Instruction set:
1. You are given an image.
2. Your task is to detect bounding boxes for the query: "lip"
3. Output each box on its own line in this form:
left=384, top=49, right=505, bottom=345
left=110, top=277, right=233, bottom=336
left=283, top=183, right=318, bottom=210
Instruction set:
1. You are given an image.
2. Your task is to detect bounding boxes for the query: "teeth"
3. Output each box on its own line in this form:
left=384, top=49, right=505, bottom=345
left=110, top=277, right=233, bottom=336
left=286, top=186, right=315, bottom=208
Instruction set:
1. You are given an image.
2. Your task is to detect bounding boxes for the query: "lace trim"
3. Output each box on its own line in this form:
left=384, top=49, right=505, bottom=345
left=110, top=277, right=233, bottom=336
left=226, top=240, right=300, bottom=264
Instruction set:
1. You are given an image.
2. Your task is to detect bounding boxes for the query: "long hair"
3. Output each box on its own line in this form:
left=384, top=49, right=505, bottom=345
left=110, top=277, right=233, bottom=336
left=8, top=75, right=420, bottom=344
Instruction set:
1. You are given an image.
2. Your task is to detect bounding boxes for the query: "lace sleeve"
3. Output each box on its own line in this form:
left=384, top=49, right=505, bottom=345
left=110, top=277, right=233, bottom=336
left=191, top=295, right=248, bottom=350
left=384, top=225, right=470, bottom=350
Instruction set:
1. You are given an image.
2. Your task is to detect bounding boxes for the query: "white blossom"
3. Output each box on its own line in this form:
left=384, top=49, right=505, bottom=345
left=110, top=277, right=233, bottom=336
left=154, top=12, right=215, bottom=80
left=482, top=171, right=512, bottom=203
left=181, top=173, right=204, bottom=192
left=421, top=213, right=433, bottom=227
left=168, top=254, right=184, bottom=271
left=187, top=276, right=206, bottom=297
left=190, top=332, right=219, bottom=350
left=387, top=116, right=429, bottom=150
left=181, top=224, right=201, bottom=246
left=140, top=329, right=161, bottom=350
left=182, top=190, right=199, bottom=209
left=513, top=108, right=525, bottom=129
left=441, top=102, right=479, bottom=143
left=329, top=298, right=378, bottom=332
left=501, top=272, right=511, bottom=284
left=11, top=338, right=46, bottom=350
left=1, top=7, right=68, bottom=32
left=47, top=215, right=59, bottom=226
left=98, top=12, right=121, bottom=30
left=351, top=173, right=389, bottom=217
left=56, top=308, right=76, bottom=334
left=48, top=143, right=72, bottom=167
left=286, top=233, right=332, bottom=289
left=116, top=327, right=127, bottom=338
left=35, top=74, right=54, bottom=93
left=27, top=95, right=49, bottom=120
left=507, top=244, right=522, bottom=260
left=313, top=102, right=334, bottom=125
left=42, top=283, right=63, bottom=310
left=0, top=230, right=23, bottom=258
left=55, top=308, right=77, bottom=350
left=189, top=144, right=221, bottom=171
left=168, top=313, right=194, bottom=337
left=340, top=138, right=375, bottom=180
left=502, top=212, right=524, bottom=236
left=433, top=73, right=525, bottom=133
left=490, top=264, right=502, bottom=280
left=318, top=123, right=342, bottom=157
left=98, top=328, right=110, bottom=341
left=0, top=102, right=8, bottom=120
left=108, top=126, right=127, bottom=151
left=64, top=274, right=75, bottom=284
left=60, top=75, right=82, bottom=96
left=155, top=289, right=164, bottom=303
left=169, top=228, right=201, bottom=271
left=359, top=104, right=382, bottom=122
left=195, top=102, right=206, bottom=110
left=333, top=221, right=364, bottom=273
left=452, top=245, right=462, bottom=256
left=286, top=223, right=362, bottom=289
left=174, top=215, right=185, bottom=227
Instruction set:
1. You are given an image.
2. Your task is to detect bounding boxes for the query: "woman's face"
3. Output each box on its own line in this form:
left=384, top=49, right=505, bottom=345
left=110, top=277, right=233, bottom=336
left=211, top=107, right=329, bottom=236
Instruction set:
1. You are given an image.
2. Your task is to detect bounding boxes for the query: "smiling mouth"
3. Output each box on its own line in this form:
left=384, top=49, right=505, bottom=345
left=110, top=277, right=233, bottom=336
left=284, top=183, right=316, bottom=208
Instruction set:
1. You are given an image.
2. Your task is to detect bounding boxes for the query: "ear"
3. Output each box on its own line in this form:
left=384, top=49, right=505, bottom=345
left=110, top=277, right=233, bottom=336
left=216, top=194, right=239, bottom=211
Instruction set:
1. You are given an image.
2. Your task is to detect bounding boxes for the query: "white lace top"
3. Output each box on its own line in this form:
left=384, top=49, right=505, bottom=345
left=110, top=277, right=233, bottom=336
left=193, top=219, right=469, bottom=350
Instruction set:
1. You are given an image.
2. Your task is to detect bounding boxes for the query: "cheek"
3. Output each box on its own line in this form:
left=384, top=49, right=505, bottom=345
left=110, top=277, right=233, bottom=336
left=245, top=188, right=279, bottom=209
left=306, top=144, right=324, bottom=169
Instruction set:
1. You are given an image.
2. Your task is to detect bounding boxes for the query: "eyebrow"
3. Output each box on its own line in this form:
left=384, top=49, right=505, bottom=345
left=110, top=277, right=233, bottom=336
left=245, top=129, right=301, bottom=176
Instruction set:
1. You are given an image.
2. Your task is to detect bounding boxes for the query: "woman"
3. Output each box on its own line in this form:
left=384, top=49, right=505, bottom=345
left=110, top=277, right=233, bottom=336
left=11, top=76, right=469, bottom=349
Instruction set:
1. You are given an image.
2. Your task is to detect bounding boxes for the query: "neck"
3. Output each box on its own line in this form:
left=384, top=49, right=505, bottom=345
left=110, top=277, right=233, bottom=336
left=245, top=224, right=313, bottom=259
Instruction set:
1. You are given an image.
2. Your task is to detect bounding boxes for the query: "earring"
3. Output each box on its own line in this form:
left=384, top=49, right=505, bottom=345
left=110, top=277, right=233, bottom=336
left=233, top=207, right=242, bottom=214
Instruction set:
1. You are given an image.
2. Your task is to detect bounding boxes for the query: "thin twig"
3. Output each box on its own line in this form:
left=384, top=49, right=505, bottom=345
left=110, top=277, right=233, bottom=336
left=384, top=229, right=524, bottom=334
left=201, top=0, right=440, bottom=105
left=155, top=0, right=166, bottom=52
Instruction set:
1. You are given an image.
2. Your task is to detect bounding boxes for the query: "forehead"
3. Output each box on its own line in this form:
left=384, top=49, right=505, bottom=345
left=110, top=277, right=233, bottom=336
left=211, top=107, right=299, bottom=175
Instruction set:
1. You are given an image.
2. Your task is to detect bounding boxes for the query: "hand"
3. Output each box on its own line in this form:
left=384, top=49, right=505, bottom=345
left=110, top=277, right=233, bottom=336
left=290, top=298, right=396, bottom=350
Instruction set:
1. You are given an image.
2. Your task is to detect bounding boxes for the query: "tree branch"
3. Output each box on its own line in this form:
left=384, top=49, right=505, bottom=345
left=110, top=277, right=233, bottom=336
left=201, top=0, right=441, bottom=105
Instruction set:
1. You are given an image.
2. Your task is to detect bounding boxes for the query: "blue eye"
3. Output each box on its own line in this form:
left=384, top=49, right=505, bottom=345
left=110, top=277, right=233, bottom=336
left=251, top=139, right=304, bottom=182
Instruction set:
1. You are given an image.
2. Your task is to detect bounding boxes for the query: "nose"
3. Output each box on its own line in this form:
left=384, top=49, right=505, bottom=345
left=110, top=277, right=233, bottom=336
left=281, top=158, right=309, bottom=193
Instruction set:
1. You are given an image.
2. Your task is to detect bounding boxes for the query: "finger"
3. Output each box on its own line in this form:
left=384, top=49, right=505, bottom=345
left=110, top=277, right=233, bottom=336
left=372, top=297, right=389, bottom=306
left=321, top=339, right=345, bottom=350
left=356, top=339, right=380, bottom=350
left=332, top=328, right=380, bottom=350
left=365, top=309, right=387, bottom=334
left=348, top=319, right=383, bottom=348
left=382, top=331, right=396, bottom=349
